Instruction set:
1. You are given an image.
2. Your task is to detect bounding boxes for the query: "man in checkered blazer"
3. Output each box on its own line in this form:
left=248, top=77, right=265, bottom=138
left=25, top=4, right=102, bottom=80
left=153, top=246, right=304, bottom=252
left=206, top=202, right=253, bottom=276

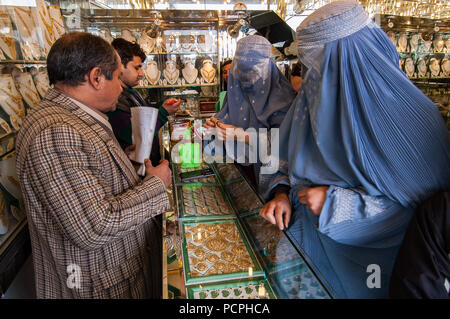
left=15, top=32, right=172, bottom=298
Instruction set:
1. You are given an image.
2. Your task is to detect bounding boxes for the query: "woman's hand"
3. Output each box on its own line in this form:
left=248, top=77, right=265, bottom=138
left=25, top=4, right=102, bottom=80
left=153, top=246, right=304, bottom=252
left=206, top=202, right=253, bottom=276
left=297, top=186, right=329, bottom=216
left=203, top=117, right=218, bottom=129
left=216, top=122, right=250, bottom=144
left=259, top=193, right=292, bottom=230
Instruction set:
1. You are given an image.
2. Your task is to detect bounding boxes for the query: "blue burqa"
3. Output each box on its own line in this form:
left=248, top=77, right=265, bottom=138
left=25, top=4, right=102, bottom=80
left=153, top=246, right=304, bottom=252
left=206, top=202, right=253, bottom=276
left=213, top=35, right=296, bottom=191
left=268, top=1, right=450, bottom=298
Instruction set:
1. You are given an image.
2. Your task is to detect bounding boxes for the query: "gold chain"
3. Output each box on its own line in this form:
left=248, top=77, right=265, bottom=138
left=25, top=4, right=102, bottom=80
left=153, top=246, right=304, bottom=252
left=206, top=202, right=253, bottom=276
left=14, top=8, right=33, bottom=38
left=0, top=86, right=22, bottom=106
left=39, top=9, right=55, bottom=42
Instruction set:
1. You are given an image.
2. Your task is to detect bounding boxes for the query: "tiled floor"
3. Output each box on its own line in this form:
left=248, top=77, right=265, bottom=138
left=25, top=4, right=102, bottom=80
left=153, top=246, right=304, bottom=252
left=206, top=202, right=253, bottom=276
left=2, top=255, right=35, bottom=299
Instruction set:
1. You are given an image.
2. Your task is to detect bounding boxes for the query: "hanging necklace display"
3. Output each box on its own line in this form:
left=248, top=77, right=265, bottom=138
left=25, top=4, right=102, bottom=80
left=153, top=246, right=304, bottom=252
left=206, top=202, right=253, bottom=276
left=181, top=34, right=192, bottom=52
left=445, top=38, right=450, bottom=53
left=0, top=9, right=17, bottom=60
left=163, top=60, right=179, bottom=85
left=399, top=58, right=404, bottom=71
left=432, top=34, right=444, bottom=53
left=428, top=57, right=441, bottom=78
left=442, top=58, right=450, bottom=77
left=200, top=59, right=215, bottom=83
left=166, top=34, right=175, bottom=53
left=191, top=33, right=200, bottom=53
left=33, top=70, right=50, bottom=98
left=11, top=7, right=42, bottom=60
left=48, top=5, right=65, bottom=40
left=387, top=31, right=397, bottom=47
left=154, top=34, right=166, bottom=53
left=404, top=57, right=415, bottom=78
left=417, top=57, right=428, bottom=78
left=100, top=28, right=113, bottom=44
left=182, top=60, right=198, bottom=84
left=15, top=72, right=41, bottom=108
left=0, top=75, right=25, bottom=122
left=144, top=60, right=161, bottom=85
left=0, top=116, right=11, bottom=136
left=137, top=31, right=155, bottom=55
left=419, top=34, right=432, bottom=53
left=168, top=33, right=179, bottom=53
left=121, top=29, right=136, bottom=43
left=35, top=0, right=56, bottom=56
left=409, top=33, right=420, bottom=53
left=397, top=32, right=407, bottom=52
left=0, top=155, right=23, bottom=202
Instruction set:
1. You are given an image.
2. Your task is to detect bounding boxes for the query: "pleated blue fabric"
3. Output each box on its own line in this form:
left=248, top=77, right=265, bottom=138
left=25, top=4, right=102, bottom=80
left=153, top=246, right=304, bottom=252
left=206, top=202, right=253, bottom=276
left=268, top=0, right=450, bottom=298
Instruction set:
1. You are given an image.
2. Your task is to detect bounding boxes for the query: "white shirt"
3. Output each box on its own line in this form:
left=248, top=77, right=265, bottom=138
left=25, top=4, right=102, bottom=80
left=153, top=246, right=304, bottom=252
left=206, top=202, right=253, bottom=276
left=68, top=97, right=113, bottom=132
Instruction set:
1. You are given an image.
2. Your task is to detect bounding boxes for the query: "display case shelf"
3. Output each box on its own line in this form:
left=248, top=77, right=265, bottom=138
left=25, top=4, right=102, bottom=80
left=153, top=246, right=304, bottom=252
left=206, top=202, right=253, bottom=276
left=0, top=60, right=47, bottom=64
left=136, top=82, right=218, bottom=89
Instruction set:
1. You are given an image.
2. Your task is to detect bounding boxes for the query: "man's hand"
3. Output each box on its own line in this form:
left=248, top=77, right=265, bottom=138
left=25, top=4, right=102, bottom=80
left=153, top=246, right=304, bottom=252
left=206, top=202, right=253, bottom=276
left=145, top=159, right=172, bottom=188
left=259, top=193, right=292, bottom=230
left=162, top=98, right=182, bottom=115
left=297, top=186, right=329, bottom=216
left=124, top=144, right=136, bottom=157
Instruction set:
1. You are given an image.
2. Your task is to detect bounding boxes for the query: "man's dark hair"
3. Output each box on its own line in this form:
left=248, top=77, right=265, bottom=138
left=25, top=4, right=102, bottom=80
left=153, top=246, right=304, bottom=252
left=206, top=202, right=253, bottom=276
left=111, top=38, right=146, bottom=67
left=291, top=62, right=302, bottom=77
left=47, top=32, right=119, bottom=86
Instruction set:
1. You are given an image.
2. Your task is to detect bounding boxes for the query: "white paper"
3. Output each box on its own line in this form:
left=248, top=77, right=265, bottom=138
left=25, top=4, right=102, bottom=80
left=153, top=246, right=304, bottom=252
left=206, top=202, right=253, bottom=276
left=130, top=107, right=158, bottom=175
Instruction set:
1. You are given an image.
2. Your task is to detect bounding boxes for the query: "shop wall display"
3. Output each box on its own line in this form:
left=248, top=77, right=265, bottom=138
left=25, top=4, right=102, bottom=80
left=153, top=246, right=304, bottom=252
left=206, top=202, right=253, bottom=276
left=0, top=2, right=64, bottom=293
left=379, top=15, right=449, bottom=130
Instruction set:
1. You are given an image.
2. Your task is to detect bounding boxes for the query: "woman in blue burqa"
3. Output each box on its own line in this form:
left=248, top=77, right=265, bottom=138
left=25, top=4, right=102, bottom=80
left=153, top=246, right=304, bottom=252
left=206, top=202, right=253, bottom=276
left=261, top=1, right=450, bottom=298
left=204, top=35, right=296, bottom=192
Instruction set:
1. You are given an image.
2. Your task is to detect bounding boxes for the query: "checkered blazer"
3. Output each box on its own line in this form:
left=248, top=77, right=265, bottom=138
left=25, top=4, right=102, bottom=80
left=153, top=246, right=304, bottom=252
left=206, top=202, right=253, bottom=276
left=15, top=88, right=170, bottom=299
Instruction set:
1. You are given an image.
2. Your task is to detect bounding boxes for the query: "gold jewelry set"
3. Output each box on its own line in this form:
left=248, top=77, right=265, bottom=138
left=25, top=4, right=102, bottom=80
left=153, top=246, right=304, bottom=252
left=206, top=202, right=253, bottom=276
left=185, top=222, right=254, bottom=277
left=0, top=81, right=25, bottom=118
left=14, top=8, right=34, bottom=39
left=17, top=74, right=41, bottom=107
left=183, top=185, right=232, bottom=217
left=39, top=7, right=56, bottom=50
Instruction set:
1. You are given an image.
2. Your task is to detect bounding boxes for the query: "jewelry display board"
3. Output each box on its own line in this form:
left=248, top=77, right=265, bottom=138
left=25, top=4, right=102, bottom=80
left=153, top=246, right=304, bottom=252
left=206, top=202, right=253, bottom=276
left=186, top=278, right=276, bottom=299
left=181, top=219, right=264, bottom=285
left=379, top=15, right=449, bottom=131
left=0, top=3, right=65, bottom=294
left=62, top=9, right=244, bottom=113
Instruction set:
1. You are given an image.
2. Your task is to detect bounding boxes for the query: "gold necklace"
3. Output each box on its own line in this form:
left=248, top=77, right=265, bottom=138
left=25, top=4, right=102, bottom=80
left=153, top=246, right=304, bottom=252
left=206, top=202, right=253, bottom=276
left=14, top=8, right=33, bottom=38
left=0, top=86, right=23, bottom=106
left=39, top=10, right=55, bottom=42
left=24, top=91, right=40, bottom=106
left=3, top=100, right=24, bottom=118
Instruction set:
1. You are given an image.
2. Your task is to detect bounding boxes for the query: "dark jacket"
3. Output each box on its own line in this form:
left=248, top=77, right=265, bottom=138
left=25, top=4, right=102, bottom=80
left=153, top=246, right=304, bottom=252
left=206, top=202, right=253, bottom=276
left=107, top=87, right=169, bottom=166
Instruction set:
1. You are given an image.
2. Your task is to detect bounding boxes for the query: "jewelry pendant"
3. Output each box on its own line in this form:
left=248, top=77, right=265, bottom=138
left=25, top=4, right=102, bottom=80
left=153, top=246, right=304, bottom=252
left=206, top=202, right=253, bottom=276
left=163, top=61, right=179, bottom=85
left=145, top=61, right=161, bottom=85
left=200, top=59, right=215, bottom=83
left=182, top=61, right=198, bottom=84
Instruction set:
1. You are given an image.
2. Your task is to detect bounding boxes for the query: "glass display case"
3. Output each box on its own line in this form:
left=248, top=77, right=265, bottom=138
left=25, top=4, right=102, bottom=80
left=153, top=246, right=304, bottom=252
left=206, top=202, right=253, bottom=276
left=161, top=121, right=337, bottom=299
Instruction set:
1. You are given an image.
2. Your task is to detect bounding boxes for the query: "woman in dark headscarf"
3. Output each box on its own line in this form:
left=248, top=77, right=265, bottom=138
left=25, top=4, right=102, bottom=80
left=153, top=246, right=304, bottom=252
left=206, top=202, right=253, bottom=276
left=260, top=1, right=450, bottom=298
left=204, top=35, right=296, bottom=192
